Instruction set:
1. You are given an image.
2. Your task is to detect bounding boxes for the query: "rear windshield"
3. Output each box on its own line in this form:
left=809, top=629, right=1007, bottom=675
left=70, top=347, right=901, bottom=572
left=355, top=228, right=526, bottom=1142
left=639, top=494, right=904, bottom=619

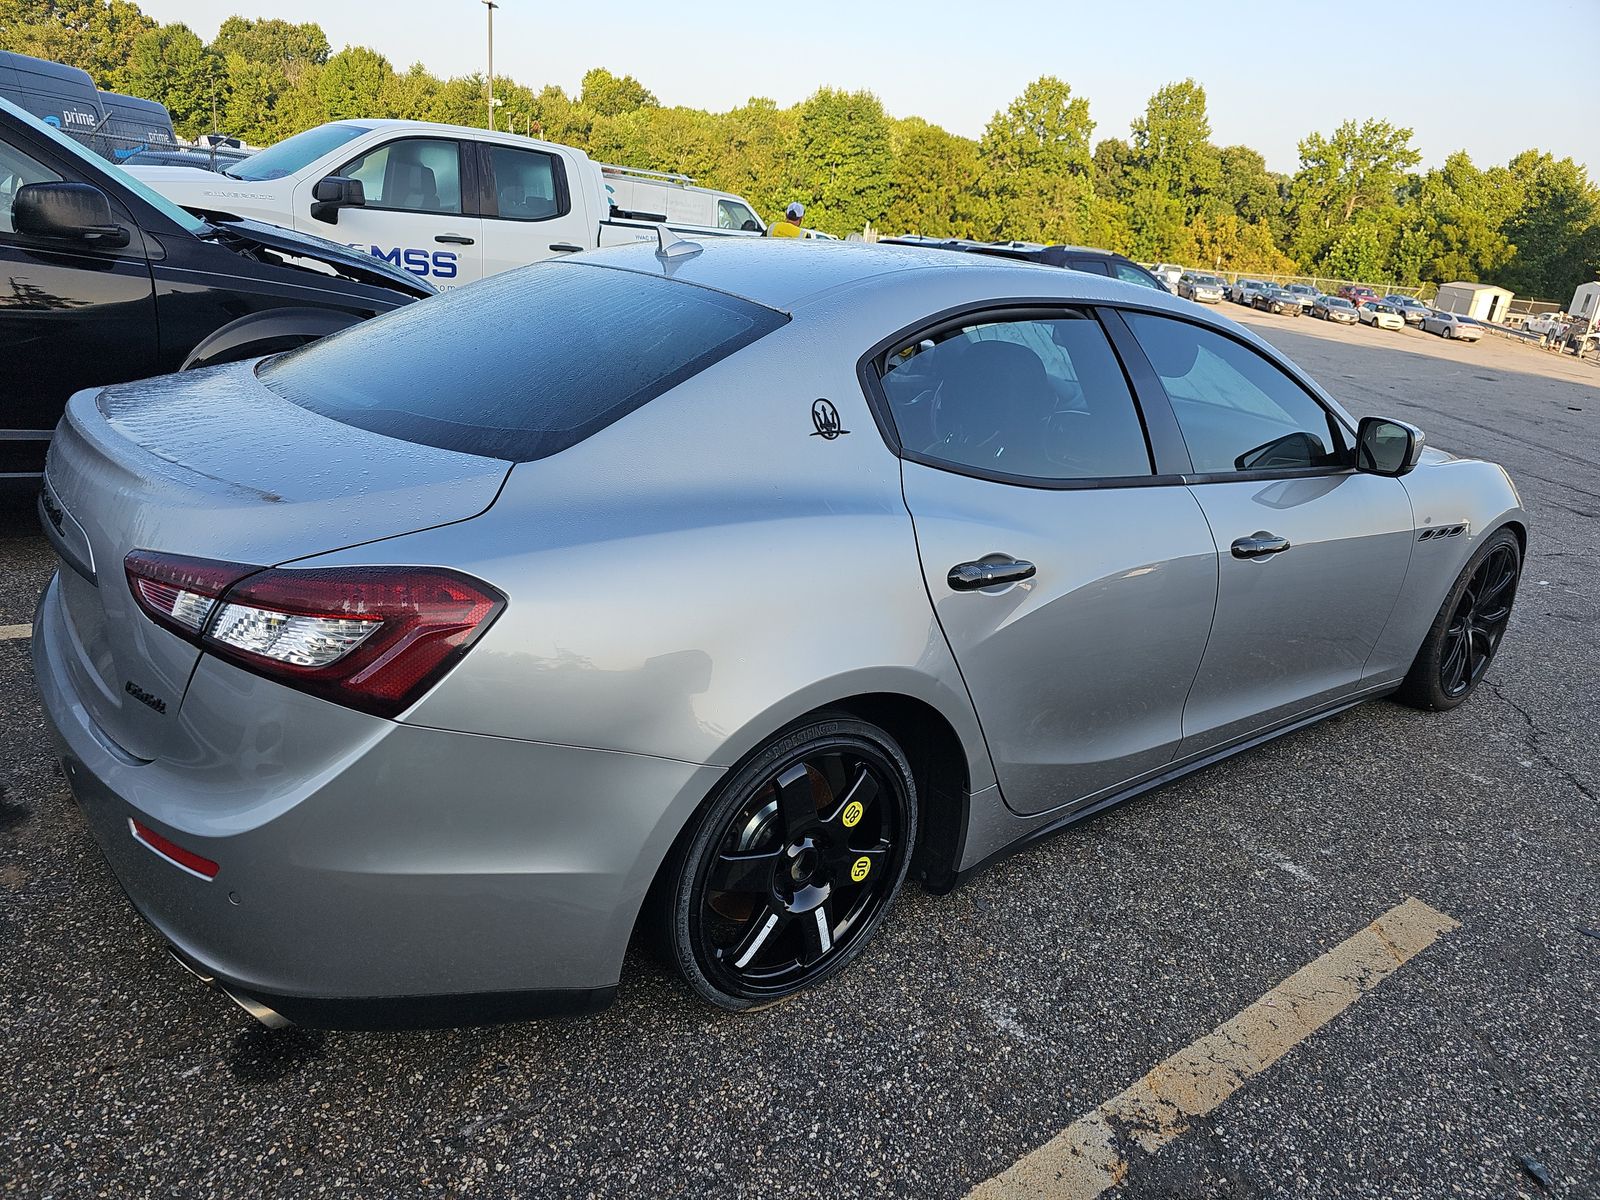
left=258, top=262, right=787, bottom=462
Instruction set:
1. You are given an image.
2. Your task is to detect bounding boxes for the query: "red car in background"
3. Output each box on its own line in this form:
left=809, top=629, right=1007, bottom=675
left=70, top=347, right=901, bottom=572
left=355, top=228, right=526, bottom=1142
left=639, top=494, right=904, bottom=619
left=1339, top=284, right=1379, bottom=309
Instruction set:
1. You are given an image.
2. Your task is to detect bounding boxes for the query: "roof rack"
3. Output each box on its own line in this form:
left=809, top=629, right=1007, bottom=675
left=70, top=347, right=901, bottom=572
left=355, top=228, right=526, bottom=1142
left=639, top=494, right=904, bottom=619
left=599, top=163, right=695, bottom=187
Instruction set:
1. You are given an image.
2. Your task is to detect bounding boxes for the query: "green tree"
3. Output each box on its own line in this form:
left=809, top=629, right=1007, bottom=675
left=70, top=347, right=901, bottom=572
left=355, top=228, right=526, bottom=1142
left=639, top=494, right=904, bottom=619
left=792, top=87, right=892, bottom=234
left=579, top=67, right=657, bottom=118
left=0, top=0, right=153, bottom=90
left=882, top=116, right=980, bottom=237
left=1129, top=78, right=1218, bottom=219
left=314, top=45, right=393, bottom=122
left=1213, top=145, right=1283, bottom=232
left=708, top=97, right=798, bottom=223
left=1287, top=118, right=1419, bottom=266
left=1500, top=151, right=1600, bottom=299
left=124, top=23, right=218, bottom=137
left=975, top=76, right=1096, bottom=242
left=210, top=15, right=327, bottom=69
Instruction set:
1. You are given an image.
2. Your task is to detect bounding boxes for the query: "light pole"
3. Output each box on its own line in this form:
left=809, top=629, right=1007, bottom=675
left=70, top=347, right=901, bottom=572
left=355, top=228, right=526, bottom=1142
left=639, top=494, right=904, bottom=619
left=482, top=0, right=498, bottom=131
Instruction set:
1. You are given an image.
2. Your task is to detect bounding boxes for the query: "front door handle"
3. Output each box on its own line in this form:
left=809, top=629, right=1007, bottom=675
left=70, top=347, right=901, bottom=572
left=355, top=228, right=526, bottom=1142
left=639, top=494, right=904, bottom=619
left=434, top=233, right=475, bottom=245
left=548, top=242, right=585, bottom=253
left=948, top=557, right=1037, bottom=591
left=1231, top=531, right=1292, bottom=558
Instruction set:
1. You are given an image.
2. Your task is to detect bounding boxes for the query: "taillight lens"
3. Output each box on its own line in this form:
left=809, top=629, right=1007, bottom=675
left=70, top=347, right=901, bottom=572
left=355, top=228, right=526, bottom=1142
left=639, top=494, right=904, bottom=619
left=126, top=552, right=504, bottom=719
left=125, top=551, right=257, bottom=639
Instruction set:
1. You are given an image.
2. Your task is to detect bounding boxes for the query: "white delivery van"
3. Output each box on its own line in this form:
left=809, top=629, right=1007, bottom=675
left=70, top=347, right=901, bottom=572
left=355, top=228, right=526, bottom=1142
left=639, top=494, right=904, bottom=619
left=600, top=164, right=765, bottom=233
left=127, top=119, right=766, bottom=288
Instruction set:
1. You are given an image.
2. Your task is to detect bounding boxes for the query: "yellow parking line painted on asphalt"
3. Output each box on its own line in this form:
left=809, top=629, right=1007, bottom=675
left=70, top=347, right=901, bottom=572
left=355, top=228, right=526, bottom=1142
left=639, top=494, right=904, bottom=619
left=967, top=897, right=1460, bottom=1200
left=0, top=624, right=32, bottom=641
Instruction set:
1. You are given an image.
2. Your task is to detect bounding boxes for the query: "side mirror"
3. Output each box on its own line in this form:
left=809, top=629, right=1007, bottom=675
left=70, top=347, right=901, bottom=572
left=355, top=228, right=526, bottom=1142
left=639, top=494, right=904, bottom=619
left=1356, top=416, right=1425, bottom=477
left=310, top=175, right=365, bottom=224
left=13, top=182, right=130, bottom=247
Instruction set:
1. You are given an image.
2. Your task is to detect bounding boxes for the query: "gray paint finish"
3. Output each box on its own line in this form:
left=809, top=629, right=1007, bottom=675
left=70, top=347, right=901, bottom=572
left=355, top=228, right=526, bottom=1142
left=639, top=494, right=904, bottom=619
left=30, top=240, right=1527, bottom=1011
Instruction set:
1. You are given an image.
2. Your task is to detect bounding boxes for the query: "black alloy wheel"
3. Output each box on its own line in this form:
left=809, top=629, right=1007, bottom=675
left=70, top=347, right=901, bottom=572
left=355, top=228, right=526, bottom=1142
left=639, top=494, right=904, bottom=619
left=1439, top=543, right=1519, bottom=698
left=1396, top=527, right=1522, bottom=710
left=662, top=717, right=916, bottom=1010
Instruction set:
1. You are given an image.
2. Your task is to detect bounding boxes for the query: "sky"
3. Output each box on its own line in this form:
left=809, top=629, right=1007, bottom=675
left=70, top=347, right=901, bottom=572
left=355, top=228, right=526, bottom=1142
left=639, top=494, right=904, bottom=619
left=134, top=0, right=1596, bottom=175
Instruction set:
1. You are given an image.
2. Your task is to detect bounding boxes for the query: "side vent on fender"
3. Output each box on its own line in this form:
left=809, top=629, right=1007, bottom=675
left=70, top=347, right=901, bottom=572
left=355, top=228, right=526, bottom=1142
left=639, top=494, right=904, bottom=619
left=1418, top=524, right=1469, bottom=541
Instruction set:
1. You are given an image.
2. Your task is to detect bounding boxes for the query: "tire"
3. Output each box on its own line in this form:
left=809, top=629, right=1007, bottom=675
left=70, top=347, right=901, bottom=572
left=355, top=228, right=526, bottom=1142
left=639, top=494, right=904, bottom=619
left=1394, top=527, right=1522, bottom=711
left=659, top=715, right=918, bottom=1010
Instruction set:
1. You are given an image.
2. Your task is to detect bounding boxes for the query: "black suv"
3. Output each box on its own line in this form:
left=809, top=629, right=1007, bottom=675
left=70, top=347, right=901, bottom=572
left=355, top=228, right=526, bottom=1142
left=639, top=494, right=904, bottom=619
left=880, top=237, right=1168, bottom=291
left=0, top=96, right=433, bottom=481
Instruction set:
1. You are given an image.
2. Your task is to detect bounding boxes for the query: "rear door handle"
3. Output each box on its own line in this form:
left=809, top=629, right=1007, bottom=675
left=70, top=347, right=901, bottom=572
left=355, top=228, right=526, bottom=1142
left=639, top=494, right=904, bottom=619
left=1231, top=531, right=1292, bottom=558
left=434, top=234, right=475, bottom=245
left=948, top=558, right=1037, bottom=591
left=548, top=242, right=585, bottom=253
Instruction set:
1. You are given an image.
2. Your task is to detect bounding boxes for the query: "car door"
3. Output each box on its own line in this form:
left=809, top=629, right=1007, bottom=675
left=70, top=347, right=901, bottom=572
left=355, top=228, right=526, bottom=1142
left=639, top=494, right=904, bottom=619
left=1115, top=310, right=1415, bottom=755
left=476, top=141, right=593, bottom=275
left=876, top=308, right=1219, bottom=816
left=311, top=135, right=483, bottom=288
left=0, top=124, right=155, bottom=477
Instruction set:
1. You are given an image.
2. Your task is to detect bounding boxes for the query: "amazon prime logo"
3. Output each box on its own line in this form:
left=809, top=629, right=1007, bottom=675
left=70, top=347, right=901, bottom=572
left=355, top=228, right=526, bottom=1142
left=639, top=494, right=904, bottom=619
left=810, top=398, right=849, bottom=440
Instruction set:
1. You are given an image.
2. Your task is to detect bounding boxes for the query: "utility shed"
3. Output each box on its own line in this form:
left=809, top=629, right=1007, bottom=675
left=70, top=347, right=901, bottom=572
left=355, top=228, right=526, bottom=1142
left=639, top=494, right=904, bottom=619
left=1570, top=281, right=1600, bottom=321
left=1434, top=282, right=1515, bottom=323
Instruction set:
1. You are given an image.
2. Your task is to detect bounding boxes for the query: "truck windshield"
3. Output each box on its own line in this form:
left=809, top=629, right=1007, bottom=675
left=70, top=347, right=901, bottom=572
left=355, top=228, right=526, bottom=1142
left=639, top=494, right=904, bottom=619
left=0, top=95, right=209, bottom=236
left=225, top=122, right=367, bottom=182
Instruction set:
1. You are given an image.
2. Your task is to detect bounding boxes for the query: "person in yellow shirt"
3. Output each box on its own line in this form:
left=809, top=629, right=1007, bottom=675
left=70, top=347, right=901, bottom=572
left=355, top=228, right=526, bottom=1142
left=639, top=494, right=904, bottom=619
left=768, top=202, right=805, bottom=238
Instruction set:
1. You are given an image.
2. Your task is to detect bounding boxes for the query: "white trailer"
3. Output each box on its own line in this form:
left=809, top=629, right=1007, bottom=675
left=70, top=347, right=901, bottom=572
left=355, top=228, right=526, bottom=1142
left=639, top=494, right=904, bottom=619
left=1433, top=281, right=1515, bottom=323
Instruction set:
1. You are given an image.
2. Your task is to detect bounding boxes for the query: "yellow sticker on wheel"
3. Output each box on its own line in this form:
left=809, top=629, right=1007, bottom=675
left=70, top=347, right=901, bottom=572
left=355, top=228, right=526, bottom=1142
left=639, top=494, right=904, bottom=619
left=850, top=856, right=871, bottom=883
left=841, top=800, right=864, bottom=829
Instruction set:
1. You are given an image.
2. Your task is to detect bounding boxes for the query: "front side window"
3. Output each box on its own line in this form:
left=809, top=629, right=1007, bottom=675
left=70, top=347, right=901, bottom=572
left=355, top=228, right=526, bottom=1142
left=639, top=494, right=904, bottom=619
left=488, top=146, right=564, bottom=221
left=717, top=199, right=760, bottom=231
left=0, top=137, right=60, bottom=236
left=1123, top=312, right=1345, bottom=475
left=340, top=138, right=461, bottom=215
left=879, top=313, right=1152, bottom=482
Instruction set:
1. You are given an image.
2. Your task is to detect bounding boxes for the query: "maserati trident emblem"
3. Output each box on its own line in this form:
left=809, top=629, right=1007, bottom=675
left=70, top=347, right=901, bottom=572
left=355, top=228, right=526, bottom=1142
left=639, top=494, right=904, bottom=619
left=810, top=398, right=848, bottom=440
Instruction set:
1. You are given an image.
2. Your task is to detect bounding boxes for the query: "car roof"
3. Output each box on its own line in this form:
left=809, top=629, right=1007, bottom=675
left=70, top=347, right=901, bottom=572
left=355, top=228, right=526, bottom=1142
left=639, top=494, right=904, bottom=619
left=568, top=236, right=1199, bottom=316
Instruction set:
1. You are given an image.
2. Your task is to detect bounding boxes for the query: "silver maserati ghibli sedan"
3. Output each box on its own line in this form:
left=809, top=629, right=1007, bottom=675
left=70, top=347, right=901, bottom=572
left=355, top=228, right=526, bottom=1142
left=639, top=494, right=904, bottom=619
left=33, top=238, right=1526, bottom=1027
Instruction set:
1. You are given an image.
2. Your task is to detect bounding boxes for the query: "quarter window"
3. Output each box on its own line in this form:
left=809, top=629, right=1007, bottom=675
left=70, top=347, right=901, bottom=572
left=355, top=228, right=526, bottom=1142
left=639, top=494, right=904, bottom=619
left=1124, top=312, right=1344, bottom=474
left=879, top=314, right=1152, bottom=482
left=488, top=146, right=564, bottom=221
left=1113, top=262, right=1163, bottom=289
left=339, top=138, right=462, bottom=215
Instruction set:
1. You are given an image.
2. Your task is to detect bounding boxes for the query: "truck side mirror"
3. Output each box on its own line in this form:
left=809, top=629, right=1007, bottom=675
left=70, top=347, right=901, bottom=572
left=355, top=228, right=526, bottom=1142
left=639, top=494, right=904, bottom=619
left=1355, top=416, right=1425, bottom=477
left=13, top=182, right=130, bottom=247
left=310, top=175, right=365, bottom=225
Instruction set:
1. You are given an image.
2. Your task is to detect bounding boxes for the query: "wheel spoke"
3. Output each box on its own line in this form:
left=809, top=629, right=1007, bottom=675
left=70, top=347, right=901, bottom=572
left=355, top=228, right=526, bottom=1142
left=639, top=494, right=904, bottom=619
left=708, top=848, right=783, bottom=894
left=772, top=762, right=818, bottom=839
left=822, top=765, right=879, bottom=826
left=727, top=905, right=787, bottom=969
left=799, top=901, right=835, bottom=965
left=1478, top=557, right=1518, bottom=609
left=1441, top=625, right=1468, bottom=686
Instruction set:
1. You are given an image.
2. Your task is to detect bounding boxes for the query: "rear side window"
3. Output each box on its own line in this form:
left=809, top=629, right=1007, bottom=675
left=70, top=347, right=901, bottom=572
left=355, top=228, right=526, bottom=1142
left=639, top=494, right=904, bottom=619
left=258, top=263, right=787, bottom=462
left=488, top=145, right=565, bottom=221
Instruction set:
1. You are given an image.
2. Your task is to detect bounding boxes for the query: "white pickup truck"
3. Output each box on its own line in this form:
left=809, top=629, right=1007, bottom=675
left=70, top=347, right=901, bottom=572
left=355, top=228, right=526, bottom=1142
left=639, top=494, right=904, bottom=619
left=126, top=119, right=766, bottom=288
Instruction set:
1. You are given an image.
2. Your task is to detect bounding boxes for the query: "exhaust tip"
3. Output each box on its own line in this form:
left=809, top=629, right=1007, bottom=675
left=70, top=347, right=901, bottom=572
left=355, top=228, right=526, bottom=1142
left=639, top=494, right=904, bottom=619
left=221, top=987, right=293, bottom=1029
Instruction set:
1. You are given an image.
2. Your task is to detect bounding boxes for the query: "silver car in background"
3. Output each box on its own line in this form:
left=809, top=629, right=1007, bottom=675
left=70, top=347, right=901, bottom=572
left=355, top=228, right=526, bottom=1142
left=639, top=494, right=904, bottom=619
left=1177, top=272, right=1226, bottom=303
left=1423, top=309, right=1485, bottom=341
left=34, top=239, right=1527, bottom=1027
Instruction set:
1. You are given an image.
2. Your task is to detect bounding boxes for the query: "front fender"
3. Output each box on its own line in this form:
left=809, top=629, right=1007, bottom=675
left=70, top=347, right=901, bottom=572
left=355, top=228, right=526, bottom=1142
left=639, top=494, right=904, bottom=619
left=180, top=307, right=366, bottom=371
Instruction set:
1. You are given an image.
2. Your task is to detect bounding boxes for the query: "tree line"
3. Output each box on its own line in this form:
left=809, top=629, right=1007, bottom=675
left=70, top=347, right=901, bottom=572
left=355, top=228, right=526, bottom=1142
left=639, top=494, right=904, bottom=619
left=5, top=0, right=1598, bottom=300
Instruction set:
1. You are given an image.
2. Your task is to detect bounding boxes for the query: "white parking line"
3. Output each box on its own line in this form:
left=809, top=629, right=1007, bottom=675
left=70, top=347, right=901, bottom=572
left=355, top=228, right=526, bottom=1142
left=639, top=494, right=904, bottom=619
left=0, top=624, right=32, bottom=641
left=967, top=897, right=1460, bottom=1200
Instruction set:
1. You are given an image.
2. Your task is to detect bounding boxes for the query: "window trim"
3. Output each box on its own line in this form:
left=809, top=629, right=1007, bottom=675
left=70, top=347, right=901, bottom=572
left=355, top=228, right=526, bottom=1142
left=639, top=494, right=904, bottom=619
left=855, top=301, right=1183, bottom=492
left=336, top=135, right=469, bottom=217
left=477, top=141, right=571, bottom=224
left=1102, top=303, right=1359, bottom=485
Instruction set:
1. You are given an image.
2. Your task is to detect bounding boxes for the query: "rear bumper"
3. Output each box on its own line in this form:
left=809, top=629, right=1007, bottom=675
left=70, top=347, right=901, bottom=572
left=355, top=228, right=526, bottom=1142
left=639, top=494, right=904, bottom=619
left=33, top=574, right=722, bottom=1025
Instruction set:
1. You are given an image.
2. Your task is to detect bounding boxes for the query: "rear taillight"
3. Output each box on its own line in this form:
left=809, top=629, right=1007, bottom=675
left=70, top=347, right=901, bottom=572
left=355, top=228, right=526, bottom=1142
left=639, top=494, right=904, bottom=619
left=126, top=552, right=504, bottom=718
left=125, top=551, right=257, bottom=640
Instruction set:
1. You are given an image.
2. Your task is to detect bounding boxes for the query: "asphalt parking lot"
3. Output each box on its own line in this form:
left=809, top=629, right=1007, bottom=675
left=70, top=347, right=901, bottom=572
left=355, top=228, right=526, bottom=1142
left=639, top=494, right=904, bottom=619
left=1, top=310, right=1596, bottom=1200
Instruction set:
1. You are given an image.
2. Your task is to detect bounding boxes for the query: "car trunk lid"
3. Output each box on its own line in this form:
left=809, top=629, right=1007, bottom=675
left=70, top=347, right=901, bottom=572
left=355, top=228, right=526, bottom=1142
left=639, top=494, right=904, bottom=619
left=41, top=362, right=510, bottom=761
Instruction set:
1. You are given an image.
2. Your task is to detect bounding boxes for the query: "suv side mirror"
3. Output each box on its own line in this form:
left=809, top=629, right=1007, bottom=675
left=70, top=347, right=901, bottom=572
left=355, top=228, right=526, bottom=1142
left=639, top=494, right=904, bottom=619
left=310, top=175, right=365, bottom=224
left=1356, top=416, right=1425, bottom=477
left=13, top=182, right=130, bottom=247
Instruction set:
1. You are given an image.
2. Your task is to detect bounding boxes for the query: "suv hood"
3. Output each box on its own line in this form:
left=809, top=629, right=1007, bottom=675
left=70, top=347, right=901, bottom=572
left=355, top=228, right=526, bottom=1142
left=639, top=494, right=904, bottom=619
left=210, top=217, right=435, bottom=298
